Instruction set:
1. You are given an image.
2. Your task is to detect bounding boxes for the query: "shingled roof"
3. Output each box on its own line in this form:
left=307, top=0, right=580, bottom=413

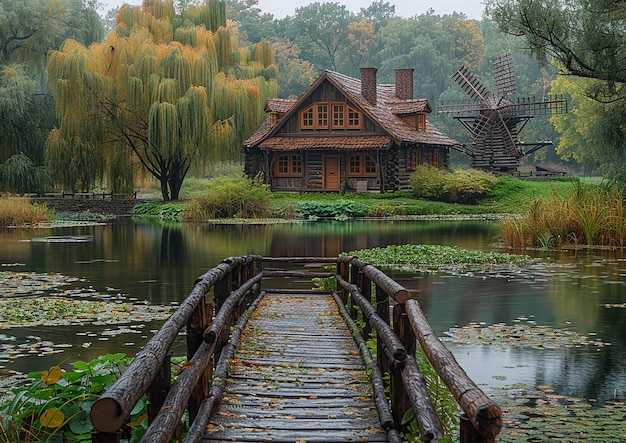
left=245, top=69, right=458, bottom=150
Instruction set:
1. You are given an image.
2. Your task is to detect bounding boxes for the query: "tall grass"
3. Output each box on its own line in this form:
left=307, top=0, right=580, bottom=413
left=499, top=182, right=626, bottom=249
left=181, top=175, right=272, bottom=220
left=0, top=197, right=53, bottom=228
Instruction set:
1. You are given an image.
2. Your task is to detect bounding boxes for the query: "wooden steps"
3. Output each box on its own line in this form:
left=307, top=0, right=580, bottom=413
left=204, top=291, right=388, bottom=442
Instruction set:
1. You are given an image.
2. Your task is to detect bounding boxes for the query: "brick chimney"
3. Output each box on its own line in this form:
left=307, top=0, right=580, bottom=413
left=360, top=67, right=378, bottom=105
left=395, top=68, right=414, bottom=100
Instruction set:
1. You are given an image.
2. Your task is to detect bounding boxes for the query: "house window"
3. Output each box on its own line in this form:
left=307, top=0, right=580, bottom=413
left=347, top=106, right=360, bottom=128
left=301, top=106, right=314, bottom=128
left=275, top=153, right=303, bottom=176
left=317, top=104, right=328, bottom=127
left=411, top=150, right=419, bottom=170
left=333, top=104, right=344, bottom=127
left=417, top=113, right=426, bottom=131
left=299, top=102, right=362, bottom=130
left=347, top=153, right=377, bottom=177
left=433, top=151, right=440, bottom=168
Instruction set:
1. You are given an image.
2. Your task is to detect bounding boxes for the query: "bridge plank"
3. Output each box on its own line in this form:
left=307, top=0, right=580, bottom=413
left=204, top=292, right=388, bottom=442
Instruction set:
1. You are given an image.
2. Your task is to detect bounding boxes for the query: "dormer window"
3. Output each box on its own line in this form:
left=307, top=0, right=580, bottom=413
left=300, top=102, right=362, bottom=130
left=301, top=107, right=314, bottom=128
left=417, top=113, right=426, bottom=131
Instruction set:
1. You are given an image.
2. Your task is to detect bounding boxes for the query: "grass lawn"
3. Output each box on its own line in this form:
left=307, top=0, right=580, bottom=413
left=159, top=175, right=582, bottom=219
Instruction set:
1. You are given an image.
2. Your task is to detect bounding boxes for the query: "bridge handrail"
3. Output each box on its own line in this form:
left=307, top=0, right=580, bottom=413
left=90, top=255, right=261, bottom=441
left=89, top=254, right=500, bottom=443
left=338, top=255, right=502, bottom=442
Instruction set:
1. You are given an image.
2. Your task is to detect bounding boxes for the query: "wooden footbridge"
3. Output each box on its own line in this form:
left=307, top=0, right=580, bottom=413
left=90, top=256, right=502, bottom=443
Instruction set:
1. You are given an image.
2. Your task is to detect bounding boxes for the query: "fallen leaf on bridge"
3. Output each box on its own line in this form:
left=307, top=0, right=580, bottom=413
left=175, top=361, right=195, bottom=375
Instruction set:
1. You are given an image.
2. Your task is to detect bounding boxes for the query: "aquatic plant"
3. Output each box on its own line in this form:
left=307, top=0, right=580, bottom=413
left=346, top=244, right=536, bottom=275
left=296, top=200, right=366, bottom=220
left=499, top=181, right=626, bottom=249
left=0, top=354, right=143, bottom=442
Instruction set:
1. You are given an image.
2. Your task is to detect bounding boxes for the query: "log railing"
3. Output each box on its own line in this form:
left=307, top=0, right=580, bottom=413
left=336, top=255, right=502, bottom=442
left=90, top=255, right=262, bottom=443
left=89, top=255, right=501, bottom=443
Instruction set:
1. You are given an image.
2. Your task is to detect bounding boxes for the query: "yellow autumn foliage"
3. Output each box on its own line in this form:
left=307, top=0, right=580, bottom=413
left=40, top=407, right=65, bottom=428
left=45, top=0, right=277, bottom=199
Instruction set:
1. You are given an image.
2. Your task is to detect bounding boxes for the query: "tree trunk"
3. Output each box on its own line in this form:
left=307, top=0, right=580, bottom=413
left=168, top=175, right=183, bottom=201
left=160, top=176, right=171, bottom=201
left=168, top=161, right=188, bottom=201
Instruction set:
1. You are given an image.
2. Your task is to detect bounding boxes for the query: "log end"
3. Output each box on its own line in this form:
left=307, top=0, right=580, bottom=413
left=90, top=397, right=125, bottom=433
left=393, top=289, right=411, bottom=304
left=204, top=329, right=216, bottom=344
left=476, top=403, right=503, bottom=438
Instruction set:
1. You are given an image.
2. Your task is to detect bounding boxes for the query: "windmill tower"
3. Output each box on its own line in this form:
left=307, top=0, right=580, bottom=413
left=437, top=52, right=567, bottom=174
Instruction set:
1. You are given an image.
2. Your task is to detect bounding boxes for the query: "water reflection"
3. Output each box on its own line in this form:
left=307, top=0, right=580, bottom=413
left=0, top=218, right=624, bottom=403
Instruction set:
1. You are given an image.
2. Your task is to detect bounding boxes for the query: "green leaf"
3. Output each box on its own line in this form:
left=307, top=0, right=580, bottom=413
left=68, top=409, right=93, bottom=434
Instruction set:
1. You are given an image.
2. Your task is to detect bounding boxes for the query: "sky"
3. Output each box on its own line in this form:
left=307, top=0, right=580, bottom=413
left=101, top=0, right=486, bottom=20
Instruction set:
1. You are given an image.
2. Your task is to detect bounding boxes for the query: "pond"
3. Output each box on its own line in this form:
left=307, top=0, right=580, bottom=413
left=1, top=217, right=625, bottom=408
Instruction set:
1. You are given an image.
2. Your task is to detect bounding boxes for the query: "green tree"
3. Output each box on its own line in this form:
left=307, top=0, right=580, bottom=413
left=376, top=14, right=456, bottom=102
left=550, top=75, right=626, bottom=178
left=0, top=0, right=103, bottom=193
left=272, top=39, right=318, bottom=98
left=288, top=2, right=355, bottom=71
left=46, top=0, right=277, bottom=200
left=359, top=0, right=396, bottom=33
left=487, top=0, right=626, bottom=90
left=486, top=0, right=626, bottom=179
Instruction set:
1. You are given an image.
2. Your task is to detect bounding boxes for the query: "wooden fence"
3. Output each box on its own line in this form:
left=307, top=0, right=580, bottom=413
left=89, top=255, right=501, bottom=442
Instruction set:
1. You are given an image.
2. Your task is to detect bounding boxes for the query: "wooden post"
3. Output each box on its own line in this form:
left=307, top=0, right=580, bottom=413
left=147, top=354, right=171, bottom=424
left=376, top=284, right=390, bottom=372
left=214, top=271, right=230, bottom=316
left=461, top=414, right=496, bottom=443
left=337, top=258, right=350, bottom=305
left=391, top=303, right=415, bottom=431
left=361, top=273, right=372, bottom=340
left=186, top=298, right=213, bottom=424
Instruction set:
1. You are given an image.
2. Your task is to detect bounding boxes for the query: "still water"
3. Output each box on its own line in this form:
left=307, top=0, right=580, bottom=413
left=1, top=218, right=625, bottom=404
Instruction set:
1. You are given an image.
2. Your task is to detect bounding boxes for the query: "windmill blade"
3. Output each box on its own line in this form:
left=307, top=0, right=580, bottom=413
left=437, top=99, right=489, bottom=115
left=492, top=52, right=516, bottom=97
left=515, top=95, right=568, bottom=115
left=453, top=66, right=489, bottom=100
left=467, top=113, right=497, bottom=143
left=493, top=114, right=521, bottom=157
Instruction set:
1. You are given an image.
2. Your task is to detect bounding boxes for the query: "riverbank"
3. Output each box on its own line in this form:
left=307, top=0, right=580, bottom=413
left=126, top=175, right=581, bottom=222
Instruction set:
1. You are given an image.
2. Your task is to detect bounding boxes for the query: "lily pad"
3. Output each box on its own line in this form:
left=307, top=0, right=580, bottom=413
left=442, top=319, right=607, bottom=349
left=494, top=386, right=626, bottom=442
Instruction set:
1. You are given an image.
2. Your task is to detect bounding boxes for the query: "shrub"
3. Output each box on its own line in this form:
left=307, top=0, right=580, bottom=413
left=409, top=166, right=449, bottom=200
left=448, top=168, right=498, bottom=204
left=410, top=167, right=497, bottom=204
left=296, top=200, right=366, bottom=220
left=0, top=197, right=53, bottom=228
left=182, top=174, right=272, bottom=220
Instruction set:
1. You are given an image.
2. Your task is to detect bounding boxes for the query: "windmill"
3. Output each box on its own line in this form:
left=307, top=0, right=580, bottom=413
left=437, top=52, right=567, bottom=174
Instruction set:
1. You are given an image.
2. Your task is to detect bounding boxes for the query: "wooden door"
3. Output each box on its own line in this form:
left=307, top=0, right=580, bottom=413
left=323, top=156, right=341, bottom=190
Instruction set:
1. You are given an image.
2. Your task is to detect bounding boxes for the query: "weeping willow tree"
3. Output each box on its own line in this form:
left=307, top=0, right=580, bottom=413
left=46, top=0, right=277, bottom=200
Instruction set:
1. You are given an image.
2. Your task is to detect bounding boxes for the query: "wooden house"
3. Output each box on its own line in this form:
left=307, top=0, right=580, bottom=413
left=244, top=68, right=458, bottom=192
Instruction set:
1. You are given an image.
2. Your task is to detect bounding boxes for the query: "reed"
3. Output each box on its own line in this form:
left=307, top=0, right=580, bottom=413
left=0, top=197, right=53, bottom=228
left=499, top=182, right=626, bottom=249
